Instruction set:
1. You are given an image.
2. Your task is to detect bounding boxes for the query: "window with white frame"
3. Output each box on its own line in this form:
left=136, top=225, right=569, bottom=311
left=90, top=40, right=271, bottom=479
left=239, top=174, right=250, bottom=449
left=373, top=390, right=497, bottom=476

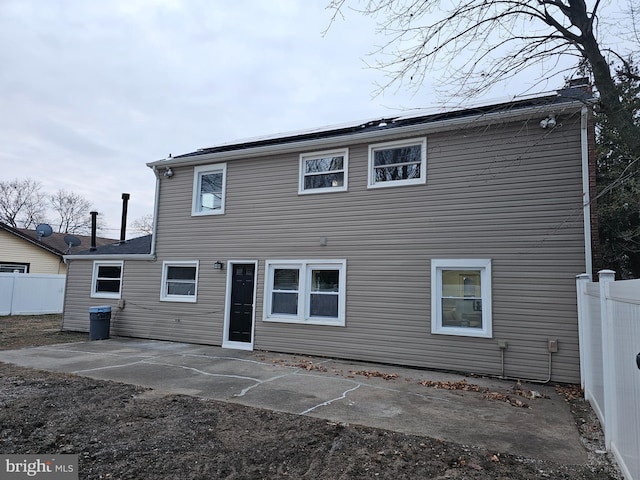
left=431, top=259, right=492, bottom=338
left=368, top=137, right=426, bottom=188
left=91, top=261, right=123, bottom=299
left=192, top=163, right=227, bottom=215
left=161, top=261, right=199, bottom=302
left=264, top=260, right=346, bottom=326
left=299, top=149, right=348, bottom=194
left=0, top=263, right=29, bottom=273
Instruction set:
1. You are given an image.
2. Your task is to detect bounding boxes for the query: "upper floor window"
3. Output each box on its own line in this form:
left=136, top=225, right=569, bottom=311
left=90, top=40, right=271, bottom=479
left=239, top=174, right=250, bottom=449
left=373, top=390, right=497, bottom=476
left=192, top=163, right=227, bottom=215
left=368, top=138, right=427, bottom=188
left=431, top=259, right=492, bottom=338
left=299, top=149, right=348, bottom=194
left=161, top=261, right=199, bottom=302
left=91, top=261, right=123, bottom=299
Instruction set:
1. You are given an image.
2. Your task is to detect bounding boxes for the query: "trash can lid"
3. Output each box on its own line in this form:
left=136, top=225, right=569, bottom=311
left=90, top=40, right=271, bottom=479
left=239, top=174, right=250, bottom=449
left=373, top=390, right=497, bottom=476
left=89, top=305, right=112, bottom=313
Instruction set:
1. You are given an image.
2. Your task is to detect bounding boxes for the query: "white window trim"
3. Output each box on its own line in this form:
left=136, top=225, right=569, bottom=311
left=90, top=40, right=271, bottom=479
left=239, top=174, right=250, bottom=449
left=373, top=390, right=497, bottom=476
left=222, top=259, right=258, bottom=351
left=298, top=148, right=349, bottom=194
left=0, top=263, right=28, bottom=273
left=191, top=163, right=227, bottom=216
left=367, top=137, right=427, bottom=189
left=91, top=260, right=123, bottom=299
left=263, top=259, right=346, bottom=326
left=160, top=260, right=199, bottom=303
left=431, top=259, right=492, bottom=338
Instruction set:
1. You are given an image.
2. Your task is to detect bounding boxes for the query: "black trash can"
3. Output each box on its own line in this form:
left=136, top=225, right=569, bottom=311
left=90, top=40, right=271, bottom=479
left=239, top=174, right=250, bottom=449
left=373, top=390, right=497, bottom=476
left=89, top=306, right=112, bottom=340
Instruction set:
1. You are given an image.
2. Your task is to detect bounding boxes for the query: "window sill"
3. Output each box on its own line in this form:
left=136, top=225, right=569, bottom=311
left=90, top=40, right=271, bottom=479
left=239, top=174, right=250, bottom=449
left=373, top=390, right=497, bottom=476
left=160, top=296, right=197, bottom=303
left=191, top=210, right=225, bottom=217
left=367, top=178, right=426, bottom=189
left=91, top=293, right=121, bottom=299
left=431, top=327, right=492, bottom=338
left=264, top=316, right=345, bottom=327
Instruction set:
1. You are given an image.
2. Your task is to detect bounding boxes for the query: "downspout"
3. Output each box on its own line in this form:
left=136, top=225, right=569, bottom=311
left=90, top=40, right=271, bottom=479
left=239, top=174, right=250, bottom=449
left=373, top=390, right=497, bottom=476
left=581, top=106, right=593, bottom=280
left=150, top=167, right=161, bottom=256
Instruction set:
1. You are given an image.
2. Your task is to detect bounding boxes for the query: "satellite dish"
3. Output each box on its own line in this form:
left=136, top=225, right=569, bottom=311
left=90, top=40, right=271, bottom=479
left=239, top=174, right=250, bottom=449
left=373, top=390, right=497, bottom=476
left=63, top=235, right=81, bottom=253
left=35, top=224, right=53, bottom=240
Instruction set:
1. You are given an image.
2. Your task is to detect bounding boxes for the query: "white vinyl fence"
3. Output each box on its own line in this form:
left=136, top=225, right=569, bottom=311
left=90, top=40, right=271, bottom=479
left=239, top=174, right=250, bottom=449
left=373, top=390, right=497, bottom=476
left=0, top=273, right=66, bottom=315
left=576, top=271, right=640, bottom=480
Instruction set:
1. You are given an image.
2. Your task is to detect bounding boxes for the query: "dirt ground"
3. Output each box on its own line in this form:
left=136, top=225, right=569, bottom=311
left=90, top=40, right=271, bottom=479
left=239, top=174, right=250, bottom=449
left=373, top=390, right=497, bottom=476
left=0, top=315, right=623, bottom=479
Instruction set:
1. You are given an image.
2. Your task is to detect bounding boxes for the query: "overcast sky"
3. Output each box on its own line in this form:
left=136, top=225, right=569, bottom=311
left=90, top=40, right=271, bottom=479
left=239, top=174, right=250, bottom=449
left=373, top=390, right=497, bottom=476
left=1, top=0, right=626, bottom=238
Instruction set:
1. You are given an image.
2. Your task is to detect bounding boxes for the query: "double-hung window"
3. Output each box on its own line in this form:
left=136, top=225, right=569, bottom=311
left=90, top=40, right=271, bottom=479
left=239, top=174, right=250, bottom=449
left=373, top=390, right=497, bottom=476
left=192, top=163, right=227, bottom=215
left=161, top=261, right=199, bottom=302
left=431, top=259, right=492, bottom=338
left=91, top=261, right=123, bottom=299
left=264, top=260, right=346, bottom=326
left=368, top=137, right=426, bottom=188
left=299, top=149, right=348, bottom=194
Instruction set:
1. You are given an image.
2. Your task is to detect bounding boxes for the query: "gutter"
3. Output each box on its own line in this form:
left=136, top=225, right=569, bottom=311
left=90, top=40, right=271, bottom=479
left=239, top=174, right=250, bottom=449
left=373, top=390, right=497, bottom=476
left=147, top=100, right=588, bottom=169
left=150, top=166, right=161, bottom=256
left=580, top=106, right=593, bottom=280
left=64, top=254, right=155, bottom=261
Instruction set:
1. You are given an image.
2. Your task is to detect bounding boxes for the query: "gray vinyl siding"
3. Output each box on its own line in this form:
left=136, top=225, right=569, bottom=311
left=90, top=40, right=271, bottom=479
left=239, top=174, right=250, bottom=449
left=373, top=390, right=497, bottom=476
left=63, top=110, right=587, bottom=383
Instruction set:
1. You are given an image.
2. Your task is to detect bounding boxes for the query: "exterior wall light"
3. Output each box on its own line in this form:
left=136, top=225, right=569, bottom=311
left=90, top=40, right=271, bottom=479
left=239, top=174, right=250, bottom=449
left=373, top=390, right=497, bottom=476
left=214, top=261, right=224, bottom=270
left=539, top=114, right=557, bottom=129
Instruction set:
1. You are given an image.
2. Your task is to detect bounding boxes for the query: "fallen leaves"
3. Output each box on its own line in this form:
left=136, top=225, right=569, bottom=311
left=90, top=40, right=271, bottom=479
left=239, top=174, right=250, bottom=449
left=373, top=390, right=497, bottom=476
left=264, top=354, right=548, bottom=409
left=419, top=379, right=483, bottom=392
left=483, top=391, right=530, bottom=408
left=287, top=360, right=328, bottom=372
left=555, top=384, right=584, bottom=401
left=268, top=357, right=329, bottom=372
left=417, top=380, right=551, bottom=408
left=349, top=370, right=399, bottom=381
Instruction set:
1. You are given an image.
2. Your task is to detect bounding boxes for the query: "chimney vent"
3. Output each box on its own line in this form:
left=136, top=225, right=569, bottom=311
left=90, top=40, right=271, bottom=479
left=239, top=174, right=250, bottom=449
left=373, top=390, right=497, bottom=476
left=90, top=211, right=98, bottom=251
left=119, top=193, right=130, bottom=244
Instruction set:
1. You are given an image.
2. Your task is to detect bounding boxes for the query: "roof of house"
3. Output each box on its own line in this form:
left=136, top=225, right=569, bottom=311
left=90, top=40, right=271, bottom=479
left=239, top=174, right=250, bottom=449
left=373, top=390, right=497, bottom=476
left=0, top=222, right=117, bottom=257
left=69, top=234, right=152, bottom=256
left=150, top=84, right=593, bottom=164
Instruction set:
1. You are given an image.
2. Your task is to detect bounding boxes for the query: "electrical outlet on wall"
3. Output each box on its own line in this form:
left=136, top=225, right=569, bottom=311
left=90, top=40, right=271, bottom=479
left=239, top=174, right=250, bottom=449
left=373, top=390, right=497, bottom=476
left=548, top=339, right=558, bottom=353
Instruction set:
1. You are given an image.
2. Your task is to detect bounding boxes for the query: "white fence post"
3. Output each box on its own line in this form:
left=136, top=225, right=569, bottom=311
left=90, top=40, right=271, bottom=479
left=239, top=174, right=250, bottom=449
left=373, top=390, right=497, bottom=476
left=0, top=274, right=16, bottom=315
left=598, top=269, right=616, bottom=450
left=576, top=273, right=591, bottom=390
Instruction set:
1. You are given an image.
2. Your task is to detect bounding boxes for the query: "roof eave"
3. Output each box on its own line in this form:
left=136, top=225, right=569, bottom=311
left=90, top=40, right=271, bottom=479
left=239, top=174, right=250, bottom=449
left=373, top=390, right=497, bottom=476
left=0, top=223, right=64, bottom=257
left=64, top=254, right=157, bottom=261
left=147, top=98, right=588, bottom=168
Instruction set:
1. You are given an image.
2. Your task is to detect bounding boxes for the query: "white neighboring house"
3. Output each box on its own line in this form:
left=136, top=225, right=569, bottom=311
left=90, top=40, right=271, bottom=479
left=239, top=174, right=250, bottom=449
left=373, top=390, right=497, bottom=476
left=0, top=222, right=115, bottom=315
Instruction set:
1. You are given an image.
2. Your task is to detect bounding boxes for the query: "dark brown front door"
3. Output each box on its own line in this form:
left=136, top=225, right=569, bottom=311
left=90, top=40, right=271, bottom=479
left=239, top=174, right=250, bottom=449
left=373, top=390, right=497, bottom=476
left=229, top=263, right=255, bottom=343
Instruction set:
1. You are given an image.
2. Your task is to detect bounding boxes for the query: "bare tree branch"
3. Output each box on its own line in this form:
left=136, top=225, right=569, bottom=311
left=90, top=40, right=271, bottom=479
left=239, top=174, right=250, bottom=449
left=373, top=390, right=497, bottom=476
left=0, top=178, right=47, bottom=229
left=49, top=189, right=93, bottom=234
left=327, top=0, right=640, bottom=162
